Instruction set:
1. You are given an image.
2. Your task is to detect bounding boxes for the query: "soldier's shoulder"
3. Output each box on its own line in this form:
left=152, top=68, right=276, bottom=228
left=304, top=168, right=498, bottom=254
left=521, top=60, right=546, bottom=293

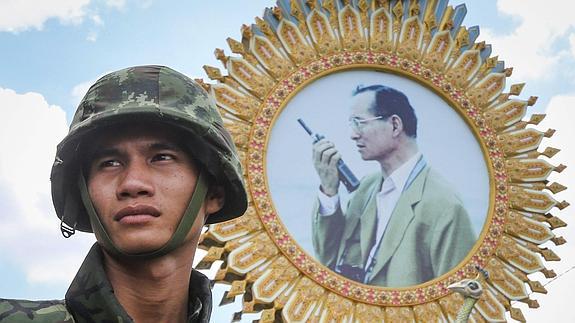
left=0, top=298, right=74, bottom=322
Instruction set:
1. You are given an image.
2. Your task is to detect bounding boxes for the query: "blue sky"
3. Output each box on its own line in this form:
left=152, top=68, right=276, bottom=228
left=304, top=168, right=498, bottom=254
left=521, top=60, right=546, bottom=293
left=1, top=0, right=574, bottom=322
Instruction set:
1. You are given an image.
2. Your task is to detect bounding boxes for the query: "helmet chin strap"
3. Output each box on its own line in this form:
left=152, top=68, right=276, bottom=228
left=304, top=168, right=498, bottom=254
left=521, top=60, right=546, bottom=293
left=78, top=171, right=208, bottom=259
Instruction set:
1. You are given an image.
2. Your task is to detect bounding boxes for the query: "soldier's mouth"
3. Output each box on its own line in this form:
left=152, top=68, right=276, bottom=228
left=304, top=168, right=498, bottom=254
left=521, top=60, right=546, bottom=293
left=114, top=205, right=161, bottom=221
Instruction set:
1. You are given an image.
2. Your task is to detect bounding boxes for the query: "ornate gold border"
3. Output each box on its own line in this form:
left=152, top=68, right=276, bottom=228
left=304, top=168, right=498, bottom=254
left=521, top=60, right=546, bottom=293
left=197, top=1, right=568, bottom=322
left=254, top=56, right=500, bottom=305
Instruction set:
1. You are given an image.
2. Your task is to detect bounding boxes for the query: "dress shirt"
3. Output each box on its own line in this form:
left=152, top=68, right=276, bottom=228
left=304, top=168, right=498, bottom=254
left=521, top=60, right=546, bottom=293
left=317, top=152, right=423, bottom=271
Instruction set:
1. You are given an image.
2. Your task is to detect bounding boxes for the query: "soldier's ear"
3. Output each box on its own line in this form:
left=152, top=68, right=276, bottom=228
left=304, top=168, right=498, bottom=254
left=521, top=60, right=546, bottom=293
left=205, top=185, right=225, bottom=216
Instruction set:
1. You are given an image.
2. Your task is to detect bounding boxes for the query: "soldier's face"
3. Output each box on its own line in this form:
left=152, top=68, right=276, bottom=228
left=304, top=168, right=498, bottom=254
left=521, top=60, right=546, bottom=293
left=86, top=124, right=219, bottom=254
left=349, top=92, right=397, bottom=162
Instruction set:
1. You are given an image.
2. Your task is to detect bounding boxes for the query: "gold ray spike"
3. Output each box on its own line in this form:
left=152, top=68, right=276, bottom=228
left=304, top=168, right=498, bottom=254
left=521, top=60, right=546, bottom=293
left=290, top=0, right=304, bottom=24
left=282, top=277, right=325, bottom=322
left=228, top=280, right=248, bottom=298
left=227, top=38, right=259, bottom=67
left=338, top=5, right=367, bottom=51
left=498, top=128, right=550, bottom=156
left=510, top=83, right=526, bottom=96
left=369, top=6, right=393, bottom=52
left=496, top=235, right=546, bottom=273
left=358, top=0, right=369, bottom=30
left=306, top=8, right=340, bottom=55
left=476, top=56, right=499, bottom=80
left=522, top=240, right=561, bottom=261
left=541, top=213, right=567, bottom=229
left=413, top=302, right=446, bottom=322
left=409, top=0, right=420, bottom=17
left=277, top=18, right=316, bottom=65
left=227, top=232, right=278, bottom=275
left=305, top=0, right=316, bottom=10
left=214, top=48, right=228, bottom=66
left=225, top=57, right=274, bottom=98
left=320, top=293, right=354, bottom=321
left=203, top=65, right=223, bottom=81
left=506, top=158, right=557, bottom=182
left=193, top=78, right=210, bottom=91
left=485, top=258, right=529, bottom=301
left=252, top=257, right=299, bottom=303
left=509, top=186, right=560, bottom=213
left=485, top=99, right=528, bottom=130
left=439, top=292, right=465, bottom=321
left=210, top=84, right=260, bottom=122
left=354, top=303, right=385, bottom=322
left=468, top=72, right=506, bottom=109
left=474, top=288, right=507, bottom=322
left=392, top=0, right=404, bottom=37
left=385, top=307, right=415, bottom=322
left=321, top=0, right=340, bottom=32
left=423, top=0, right=438, bottom=29
left=547, top=182, right=567, bottom=194
left=438, top=5, right=454, bottom=31
left=422, top=30, right=453, bottom=72
left=249, top=33, right=294, bottom=79
left=255, top=17, right=281, bottom=49
left=271, top=6, right=282, bottom=20
left=208, top=207, right=261, bottom=242
left=259, top=308, right=276, bottom=323
left=445, top=49, right=481, bottom=88
left=372, top=0, right=390, bottom=11
left=510, top=307, right=527, bottom=323
left=505, top=211, right=554, bottom=244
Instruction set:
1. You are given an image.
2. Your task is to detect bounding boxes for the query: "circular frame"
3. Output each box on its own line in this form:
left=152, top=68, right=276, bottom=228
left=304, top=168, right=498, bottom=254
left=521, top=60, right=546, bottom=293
left=251, top=56, right=500, bottom=306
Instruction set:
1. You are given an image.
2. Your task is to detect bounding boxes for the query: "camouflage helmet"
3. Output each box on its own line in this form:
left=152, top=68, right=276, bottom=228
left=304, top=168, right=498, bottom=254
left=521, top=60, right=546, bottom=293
left=51, top=65, right=248, bottom=240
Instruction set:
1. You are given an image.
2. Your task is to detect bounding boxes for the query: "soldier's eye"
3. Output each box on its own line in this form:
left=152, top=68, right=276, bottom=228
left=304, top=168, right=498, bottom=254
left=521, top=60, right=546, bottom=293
left=99, top=159, right=121, bottom=168
left=151, top=153, right=175, bottom=162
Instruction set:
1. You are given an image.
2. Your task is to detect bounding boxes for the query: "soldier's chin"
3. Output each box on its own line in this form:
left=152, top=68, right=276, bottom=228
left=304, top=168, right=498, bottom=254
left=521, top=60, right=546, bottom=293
left=103, top=238, right=168, bottom=257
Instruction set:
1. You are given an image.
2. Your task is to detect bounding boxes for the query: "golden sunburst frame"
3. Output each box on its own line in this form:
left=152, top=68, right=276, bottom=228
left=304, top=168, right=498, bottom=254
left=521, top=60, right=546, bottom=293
left=195, top=0, right=569, bottom=322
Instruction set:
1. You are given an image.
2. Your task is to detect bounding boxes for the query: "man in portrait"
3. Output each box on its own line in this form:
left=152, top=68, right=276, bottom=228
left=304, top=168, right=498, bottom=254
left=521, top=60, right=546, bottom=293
left=0, top=65, right=247, bottom=322
left=311, top=84, right=476, bottom=287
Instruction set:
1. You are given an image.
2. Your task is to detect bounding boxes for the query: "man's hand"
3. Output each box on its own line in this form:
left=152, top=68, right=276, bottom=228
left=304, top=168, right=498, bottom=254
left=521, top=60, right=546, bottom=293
left=312, top=138, right=341, bottom=196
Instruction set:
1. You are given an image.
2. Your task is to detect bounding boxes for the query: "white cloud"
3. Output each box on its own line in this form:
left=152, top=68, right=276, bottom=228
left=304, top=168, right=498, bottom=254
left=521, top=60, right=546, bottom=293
left=139, top=0, right=154, bottom=9
left=0, top=87, right=94, bottom=285
left=86, top=30, right=98, bottom=42
left=0, top=0, right=91, bottom=32
left=105, top=0, right=127, bottom=9
left=480, top=0, right=575, bottom=81
left=91, top=14, right=103, bottom=26
left=569, top=34, right=575, bottom=59
left=521, top=94, right=575, bottom=322
left=0, top=0, right=134, bottom=33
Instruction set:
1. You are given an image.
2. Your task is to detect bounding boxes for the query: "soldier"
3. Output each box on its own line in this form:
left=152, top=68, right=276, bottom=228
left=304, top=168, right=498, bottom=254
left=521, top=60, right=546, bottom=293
left=0, top=65, right=247, bottom=322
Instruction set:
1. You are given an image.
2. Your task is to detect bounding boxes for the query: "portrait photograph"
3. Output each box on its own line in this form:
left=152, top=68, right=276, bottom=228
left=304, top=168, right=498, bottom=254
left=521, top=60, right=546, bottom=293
left=266, top=69, right=490, bottom=287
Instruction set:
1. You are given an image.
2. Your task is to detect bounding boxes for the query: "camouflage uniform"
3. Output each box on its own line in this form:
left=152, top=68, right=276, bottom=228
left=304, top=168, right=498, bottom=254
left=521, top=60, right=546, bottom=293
left=0, top=66, right=248, bottom=322
left=0, top=245, right=212, bottom=322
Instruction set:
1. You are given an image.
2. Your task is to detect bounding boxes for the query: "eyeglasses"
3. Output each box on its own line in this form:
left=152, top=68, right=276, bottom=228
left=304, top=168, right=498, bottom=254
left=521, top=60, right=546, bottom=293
left=349, top=116, right=384, bottom=132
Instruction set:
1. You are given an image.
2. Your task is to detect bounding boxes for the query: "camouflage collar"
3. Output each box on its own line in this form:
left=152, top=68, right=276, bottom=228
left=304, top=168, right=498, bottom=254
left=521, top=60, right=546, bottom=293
left=65, top=243, right=211, bottom=322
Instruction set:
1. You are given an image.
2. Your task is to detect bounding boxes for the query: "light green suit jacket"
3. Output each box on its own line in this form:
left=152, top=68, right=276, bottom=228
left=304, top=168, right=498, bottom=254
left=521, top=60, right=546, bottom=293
left=312, top=164, right=476, bottom=287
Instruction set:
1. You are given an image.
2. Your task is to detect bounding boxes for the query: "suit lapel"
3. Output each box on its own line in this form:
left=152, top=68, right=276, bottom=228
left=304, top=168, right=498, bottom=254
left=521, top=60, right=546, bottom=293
left=359, top=185, right=379, bottom=265
left=368, top=166, right=429, bottom=282
left=339, top=176, right=382, bottom=264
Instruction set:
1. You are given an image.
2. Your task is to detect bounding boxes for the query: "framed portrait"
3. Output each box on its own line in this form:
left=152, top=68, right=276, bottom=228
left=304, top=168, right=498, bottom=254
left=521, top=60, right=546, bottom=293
left=197, top=0, right=568, bottom=322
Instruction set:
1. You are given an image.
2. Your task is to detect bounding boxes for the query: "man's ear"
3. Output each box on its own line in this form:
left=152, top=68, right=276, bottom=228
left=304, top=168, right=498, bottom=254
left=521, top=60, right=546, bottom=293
left=390, top=115, right=403, bottom=137
left=205, top=185, right=225, bottom=216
